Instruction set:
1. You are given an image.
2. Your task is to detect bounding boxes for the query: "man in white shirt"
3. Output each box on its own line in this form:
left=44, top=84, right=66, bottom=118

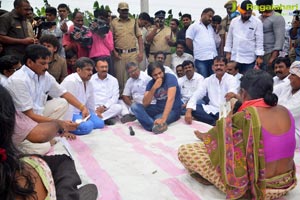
left=224, top=0, right=264, bottom=74
left=225, top=61, right=243, bottom=85
left=61, top=57, right=104, bottom=134
left=272, top=57, right=290, bottom=86
left=6, top=44, right=89, bottom=137
left=186, top=8, right=219, bottom=78
left=274, top=61, right=300, bottom=148
left=121, top=62, right=152, bottom=123
left=185, top=56, right=239, bottom=125
left=91, top=58, right=122, bottom=125
left=178, top=60, right=204, bottom=114
left=171, top=41, right=193, bottom=70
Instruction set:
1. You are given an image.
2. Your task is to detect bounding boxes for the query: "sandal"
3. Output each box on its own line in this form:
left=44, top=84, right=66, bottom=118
left=152, top=123, right=168, bottom=134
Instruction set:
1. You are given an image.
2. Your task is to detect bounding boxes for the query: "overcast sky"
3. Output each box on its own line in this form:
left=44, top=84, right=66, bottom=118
left=1, top=0, right=299, bottom=23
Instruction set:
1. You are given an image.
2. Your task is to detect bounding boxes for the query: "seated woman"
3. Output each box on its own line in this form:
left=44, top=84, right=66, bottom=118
left=178, top=69, right=297, bottom=199
left=0, top=85, right=97, bottom=199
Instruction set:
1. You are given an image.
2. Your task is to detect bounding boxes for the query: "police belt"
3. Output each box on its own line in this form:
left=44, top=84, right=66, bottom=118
left=115, top=48, right=137, bottom=54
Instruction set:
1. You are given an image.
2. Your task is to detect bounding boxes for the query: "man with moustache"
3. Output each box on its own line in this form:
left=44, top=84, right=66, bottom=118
left=272, top=57, right=291, bottom=86
left=224, top=0, right=264, bottom=74
left=91, top=58, right=122, bottom=125
left=171, top=41, right=194, bottom=70
left=178, top=60, right=204, bottom=114
left=61, top=57, right=104, bottom=135
left=111, top=2, right=143, bottom=94
left=186, top=8, right=219, bottom=78
left=6, top=44, right=90, bottom=139
left=274, top=61, right=300, bottom=148
left=131, top=61, right=182, bottom=134
left=185, top=56, right=239, bottom=126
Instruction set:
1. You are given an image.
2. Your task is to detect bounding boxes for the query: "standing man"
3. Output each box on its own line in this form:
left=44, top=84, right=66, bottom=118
left=224, top=0, right=264, bottom=74
left=146, top=10, right=172, bottom=66
left=290, top=10, right=300, bottom=61
left=57, top=3, right=73, bottom=34
left=131, top=62, right=182, bottom=134
left=185, top=56, right=239, bottom=126
left=111, top=2, right=143, bottom=94
left=176, top=14, right=193, bottom=55
left=256, top=0, right=285, bottom=74
left=186, top=8, right=219, bottom=78
left=121, top=62, right=152, bottom=123
left=219, top=0, right=240, bottom=56
left=0, top=0, right=37, bottom=60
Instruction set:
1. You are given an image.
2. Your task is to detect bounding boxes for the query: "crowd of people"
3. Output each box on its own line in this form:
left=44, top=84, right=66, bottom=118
left=0, top=0, right=299, bottom=199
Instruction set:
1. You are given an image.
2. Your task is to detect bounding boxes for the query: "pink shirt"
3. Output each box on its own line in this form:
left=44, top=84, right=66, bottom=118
left=12, top=111, right=38, bottom=146
left=89, top=31, right=114, bottom=58
left=63, top=25, right=92, bottom=58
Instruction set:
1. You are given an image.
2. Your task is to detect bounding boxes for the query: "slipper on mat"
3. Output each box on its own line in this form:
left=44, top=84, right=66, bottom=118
left=152, top=123, right=168, bottom=134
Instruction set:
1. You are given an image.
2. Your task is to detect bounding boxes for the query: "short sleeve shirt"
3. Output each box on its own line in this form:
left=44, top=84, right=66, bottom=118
left=146, top=73, right=181, bottom=110
left=6, top=65, right=67, bottom=115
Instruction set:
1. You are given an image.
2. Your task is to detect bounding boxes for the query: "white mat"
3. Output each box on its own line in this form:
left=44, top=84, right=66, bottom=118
left=51, top=118, right=300, bottom=200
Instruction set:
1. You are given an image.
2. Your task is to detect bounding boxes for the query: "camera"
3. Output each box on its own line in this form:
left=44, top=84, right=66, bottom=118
left=70, top=26, right=93, bottom=48
left=155, top=18, right=165, bottom=27
left=90, top=18, right=110, bottom=36
left=33, top=16, right=56, bottom=29
left=293, top=10, right=300, bottom=21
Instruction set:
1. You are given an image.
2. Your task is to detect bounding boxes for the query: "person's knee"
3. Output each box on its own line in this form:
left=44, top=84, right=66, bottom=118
left=130, top=102, right=142, bottom=113
left=71, top=121, right=94, bottom=135
left=89, top=112, right=104, bottom=129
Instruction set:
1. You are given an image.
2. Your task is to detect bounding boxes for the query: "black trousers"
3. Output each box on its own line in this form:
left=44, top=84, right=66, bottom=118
left=41, top=155, right=82, bottom=200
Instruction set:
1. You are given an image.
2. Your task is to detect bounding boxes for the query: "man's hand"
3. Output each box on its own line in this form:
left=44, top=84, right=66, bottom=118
left=136, top=52, right=143, bottom=63
left=152, top=78, right=163, bottom=90
left=63, top=120, right=78, bottom=131
left=81, top=106, right=89, bottom=118
left=113, top=50, right=122, bottom=60
left=225, top=92, right=236, bottom=101
left=255, top=56, right=263, bottom=68
left=61, top=132, right=77, bottom=140
left=226, top=52, right=231, bottom=62
left=185, top=109, right=193, bottom=124
left=60, top=21, right=68, bottom=33
left=154, top=118, right=166, bottom=125
left=96, top=105, right=107, bottom=115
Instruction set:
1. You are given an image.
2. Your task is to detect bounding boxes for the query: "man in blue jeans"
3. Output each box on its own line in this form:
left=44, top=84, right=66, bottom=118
left=131, top=61, right=181, bottom=134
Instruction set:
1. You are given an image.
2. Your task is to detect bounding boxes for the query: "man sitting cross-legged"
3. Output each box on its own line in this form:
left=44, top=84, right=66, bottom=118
left=131, top=61, right=182, bottom=134
left=61, top=57, right=104, bottom=135
left=120, top=62, right=152, bottom=123
left=91, top=58, right=122, bottom=125
left=185, top=56, right=239, bottom=126
left=6, top=44, right=89, bottom=141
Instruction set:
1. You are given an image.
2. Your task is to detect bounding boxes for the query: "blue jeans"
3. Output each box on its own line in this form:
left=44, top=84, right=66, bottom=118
left=238, top=62, right=255, bottom=74
left=131, top=103, right=181, bottom=131
left=192, top=104, right=219, bottom=126
left=195, top=59, right=214, bottom=78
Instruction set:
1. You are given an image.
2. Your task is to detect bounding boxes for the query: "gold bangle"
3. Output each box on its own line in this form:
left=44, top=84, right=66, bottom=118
left=79, top=104, right=85, bottom=111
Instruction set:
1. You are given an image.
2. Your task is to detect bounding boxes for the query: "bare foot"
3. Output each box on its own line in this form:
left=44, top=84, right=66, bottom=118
left=61, top=132, right=77, bottom=140
left=194, top=130, right=203, bottom=140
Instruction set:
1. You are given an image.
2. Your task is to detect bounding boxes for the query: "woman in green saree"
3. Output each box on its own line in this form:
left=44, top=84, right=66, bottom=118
left=178, top=69, right=297, bottom=199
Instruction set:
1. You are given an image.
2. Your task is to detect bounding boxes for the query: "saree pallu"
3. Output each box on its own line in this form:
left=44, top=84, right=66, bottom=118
left=178, top=107, right=297, bottom=199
